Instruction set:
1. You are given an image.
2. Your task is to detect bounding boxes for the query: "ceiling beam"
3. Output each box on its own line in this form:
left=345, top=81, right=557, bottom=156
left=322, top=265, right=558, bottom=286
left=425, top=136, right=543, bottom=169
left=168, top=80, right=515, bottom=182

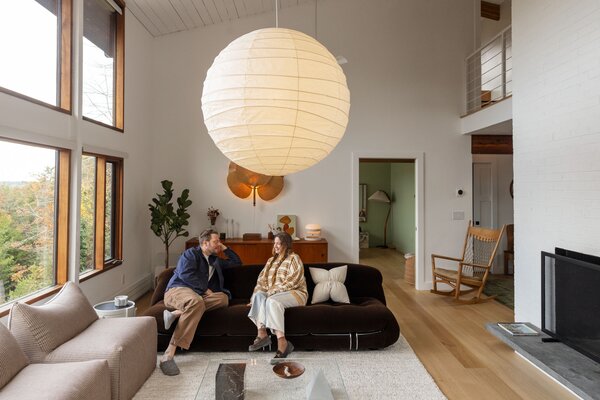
left=481, top=1, right=501, bottom=21
left=471, top=135, right=512, bottom=154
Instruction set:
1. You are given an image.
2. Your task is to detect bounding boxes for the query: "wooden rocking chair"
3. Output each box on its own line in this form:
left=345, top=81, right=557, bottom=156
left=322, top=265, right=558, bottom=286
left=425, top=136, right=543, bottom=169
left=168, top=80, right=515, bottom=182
left=430, top=221, right=506, bottom=304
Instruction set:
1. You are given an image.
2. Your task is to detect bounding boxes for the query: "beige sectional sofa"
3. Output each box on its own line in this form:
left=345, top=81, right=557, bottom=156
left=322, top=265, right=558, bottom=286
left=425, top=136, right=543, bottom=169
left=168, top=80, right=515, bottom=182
left=0, top=282, right=157, bottom=400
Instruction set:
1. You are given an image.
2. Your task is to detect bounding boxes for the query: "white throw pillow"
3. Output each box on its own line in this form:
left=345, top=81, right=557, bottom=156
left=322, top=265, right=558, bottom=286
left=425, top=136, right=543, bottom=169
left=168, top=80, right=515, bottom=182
left=309, top=265, right=350, bottom=304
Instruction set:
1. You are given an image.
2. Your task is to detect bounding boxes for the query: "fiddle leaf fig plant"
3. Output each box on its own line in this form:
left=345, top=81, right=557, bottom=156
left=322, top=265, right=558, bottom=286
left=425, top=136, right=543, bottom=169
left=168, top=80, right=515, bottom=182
left=149, top=180, right=192, bottom=268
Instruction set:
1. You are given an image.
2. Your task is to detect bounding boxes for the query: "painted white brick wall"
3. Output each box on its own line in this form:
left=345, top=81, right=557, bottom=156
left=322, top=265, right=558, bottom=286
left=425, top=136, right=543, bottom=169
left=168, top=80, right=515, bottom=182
left=513, top=0, right=600, bottom=325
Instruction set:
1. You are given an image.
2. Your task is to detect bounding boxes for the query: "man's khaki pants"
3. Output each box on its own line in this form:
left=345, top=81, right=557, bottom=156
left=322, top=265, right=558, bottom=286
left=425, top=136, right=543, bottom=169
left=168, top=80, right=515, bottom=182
left=164, top=287, right=228, bottom=349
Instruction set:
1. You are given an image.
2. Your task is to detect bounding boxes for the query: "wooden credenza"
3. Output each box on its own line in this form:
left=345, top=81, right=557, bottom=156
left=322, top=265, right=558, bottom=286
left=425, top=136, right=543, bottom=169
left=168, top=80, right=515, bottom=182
left=184, top=237, right=328, bottom=264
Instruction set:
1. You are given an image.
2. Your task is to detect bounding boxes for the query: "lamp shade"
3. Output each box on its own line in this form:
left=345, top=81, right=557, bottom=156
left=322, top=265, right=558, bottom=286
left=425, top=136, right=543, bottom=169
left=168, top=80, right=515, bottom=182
left=368, top=190, right=391, bottom=203
left=305, top=224, right=322, bottom=240
left=202, top=28, right=351, bottom=176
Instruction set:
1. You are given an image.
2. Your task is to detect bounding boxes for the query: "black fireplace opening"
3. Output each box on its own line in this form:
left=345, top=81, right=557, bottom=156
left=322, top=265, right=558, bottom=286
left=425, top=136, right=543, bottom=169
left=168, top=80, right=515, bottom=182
left=541, top=248, right=600, bottom=364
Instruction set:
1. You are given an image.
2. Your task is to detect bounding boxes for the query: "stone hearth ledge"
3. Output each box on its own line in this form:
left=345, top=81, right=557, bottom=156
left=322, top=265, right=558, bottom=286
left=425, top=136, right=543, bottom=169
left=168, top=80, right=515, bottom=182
left=486, top=322, right=600, bottom=400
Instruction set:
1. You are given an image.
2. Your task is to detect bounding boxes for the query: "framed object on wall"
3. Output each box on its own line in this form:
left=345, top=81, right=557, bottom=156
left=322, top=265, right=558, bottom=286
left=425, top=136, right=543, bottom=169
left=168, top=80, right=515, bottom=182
left=277, top=215, right=297, bottom=238
left=359, top=184, right=367, bottom=222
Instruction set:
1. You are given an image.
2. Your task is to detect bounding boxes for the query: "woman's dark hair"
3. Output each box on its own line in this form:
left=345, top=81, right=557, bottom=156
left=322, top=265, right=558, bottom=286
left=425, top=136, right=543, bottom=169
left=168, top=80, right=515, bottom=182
left=272, top=231, right=293, bottom=261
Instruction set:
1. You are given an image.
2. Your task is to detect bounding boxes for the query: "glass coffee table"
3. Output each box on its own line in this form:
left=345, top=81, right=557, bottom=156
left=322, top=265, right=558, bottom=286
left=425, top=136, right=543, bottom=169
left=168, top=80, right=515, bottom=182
left=196, top=358, right=348, bottom=399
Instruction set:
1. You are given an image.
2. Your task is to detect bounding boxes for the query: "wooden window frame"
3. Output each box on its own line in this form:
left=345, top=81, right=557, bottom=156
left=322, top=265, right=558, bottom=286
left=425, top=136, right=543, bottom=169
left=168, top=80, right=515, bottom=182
left=82, top=0, right=125, bottom=132
left=0, top=139, right=71, bottom=317
left=80, top=152, right=123, bottom=282
left=0, top=0, right=72, bottom=113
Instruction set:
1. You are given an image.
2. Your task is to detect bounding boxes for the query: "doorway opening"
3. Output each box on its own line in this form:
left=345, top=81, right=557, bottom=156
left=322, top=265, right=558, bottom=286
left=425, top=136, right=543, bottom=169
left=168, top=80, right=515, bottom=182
left=471, top=135, right=514, bottom=309
left=358, top=158, right=416, bottom=285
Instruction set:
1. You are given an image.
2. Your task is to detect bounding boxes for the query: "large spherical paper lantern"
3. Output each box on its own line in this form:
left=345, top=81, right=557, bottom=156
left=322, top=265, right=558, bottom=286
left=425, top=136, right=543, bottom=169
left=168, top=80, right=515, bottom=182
left=202, top=28, right=350, bottom=176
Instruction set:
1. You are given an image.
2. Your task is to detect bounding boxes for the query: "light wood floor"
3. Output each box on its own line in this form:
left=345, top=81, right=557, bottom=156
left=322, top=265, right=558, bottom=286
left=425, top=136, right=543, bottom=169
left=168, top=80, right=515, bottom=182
left=360, top=248, right=576, bottom=400
left=137, top=251, right=576, bottom=399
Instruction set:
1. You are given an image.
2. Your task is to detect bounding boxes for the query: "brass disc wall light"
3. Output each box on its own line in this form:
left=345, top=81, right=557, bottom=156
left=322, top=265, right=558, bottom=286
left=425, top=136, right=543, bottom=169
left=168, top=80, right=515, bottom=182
left=227, top=162, right=284, bottom=206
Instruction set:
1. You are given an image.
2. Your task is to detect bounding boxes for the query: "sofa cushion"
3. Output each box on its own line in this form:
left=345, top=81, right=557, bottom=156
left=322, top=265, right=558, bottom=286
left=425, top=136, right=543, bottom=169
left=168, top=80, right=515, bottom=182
left=309, top=265, right=350, bottom=304
left=0, top=323, right=29, bottom=390
left=45, top=316, right=157, bottom=400
left=0, top=359, right=111, bottom=400
left=8, top=282, right=98, bottom=363
left=285, top=298, right=394, bottom=334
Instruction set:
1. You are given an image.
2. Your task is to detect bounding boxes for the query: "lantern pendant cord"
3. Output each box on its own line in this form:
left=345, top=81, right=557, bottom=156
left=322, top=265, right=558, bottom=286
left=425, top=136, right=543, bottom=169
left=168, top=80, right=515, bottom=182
left=275, top=0, right=279, bottom=28
left=315, top=0, right=318, bottom=39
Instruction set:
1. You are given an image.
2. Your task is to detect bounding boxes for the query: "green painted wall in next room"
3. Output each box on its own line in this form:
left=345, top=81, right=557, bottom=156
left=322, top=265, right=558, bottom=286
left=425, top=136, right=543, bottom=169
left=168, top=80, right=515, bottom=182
left=391, top=162, right=415, bottom=254
left=359, top=163, right=391, bottom=247
left=359, top=162, right=415, bottom=250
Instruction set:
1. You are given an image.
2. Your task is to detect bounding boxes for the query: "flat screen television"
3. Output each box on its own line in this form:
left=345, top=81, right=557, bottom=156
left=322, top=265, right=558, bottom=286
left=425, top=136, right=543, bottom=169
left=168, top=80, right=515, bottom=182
left=541, top=248, right=600, bottom=364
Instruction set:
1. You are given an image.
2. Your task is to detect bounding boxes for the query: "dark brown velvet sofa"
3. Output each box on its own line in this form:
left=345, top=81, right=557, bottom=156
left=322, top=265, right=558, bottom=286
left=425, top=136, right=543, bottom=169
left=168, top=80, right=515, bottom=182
left=144, top=262, right=400, bottom=352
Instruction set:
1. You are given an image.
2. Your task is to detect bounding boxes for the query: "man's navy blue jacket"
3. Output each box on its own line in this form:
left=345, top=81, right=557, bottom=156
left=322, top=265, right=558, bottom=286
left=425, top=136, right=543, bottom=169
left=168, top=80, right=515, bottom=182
left=166, top=247, right=241, bottom=299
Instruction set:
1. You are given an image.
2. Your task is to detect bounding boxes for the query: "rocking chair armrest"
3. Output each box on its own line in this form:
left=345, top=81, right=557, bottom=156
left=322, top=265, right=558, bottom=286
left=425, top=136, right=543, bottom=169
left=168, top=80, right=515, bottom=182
left=431, top=254, right=462, bottom=262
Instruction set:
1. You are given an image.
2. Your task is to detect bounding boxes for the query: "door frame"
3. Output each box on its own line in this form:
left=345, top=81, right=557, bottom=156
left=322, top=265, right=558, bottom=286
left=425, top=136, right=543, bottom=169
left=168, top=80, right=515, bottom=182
left=351, top=151, right=426, bottom=290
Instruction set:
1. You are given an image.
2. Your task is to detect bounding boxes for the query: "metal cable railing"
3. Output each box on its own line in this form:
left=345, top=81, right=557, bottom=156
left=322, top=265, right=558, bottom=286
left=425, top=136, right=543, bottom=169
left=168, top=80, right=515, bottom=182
left=465, top=26, right=512, bottom=114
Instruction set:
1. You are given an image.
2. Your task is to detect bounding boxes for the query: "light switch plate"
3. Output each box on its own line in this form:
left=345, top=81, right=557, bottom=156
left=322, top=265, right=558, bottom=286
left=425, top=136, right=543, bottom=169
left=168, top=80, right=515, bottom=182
left=452, top=211, right=465, bottom=221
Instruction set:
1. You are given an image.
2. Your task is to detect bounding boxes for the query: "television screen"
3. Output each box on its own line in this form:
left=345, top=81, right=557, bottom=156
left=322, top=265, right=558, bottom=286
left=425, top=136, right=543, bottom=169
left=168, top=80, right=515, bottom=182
left=542, top=250, right=600, bottom=364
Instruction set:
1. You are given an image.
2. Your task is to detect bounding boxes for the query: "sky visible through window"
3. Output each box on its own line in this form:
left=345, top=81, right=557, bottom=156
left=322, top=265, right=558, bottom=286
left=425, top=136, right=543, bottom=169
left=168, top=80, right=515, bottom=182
left=0, top=141, right=56, bottom=182
left=83, top=36, right=115, bottom=125
left=0, top=0, right=57, bottom=105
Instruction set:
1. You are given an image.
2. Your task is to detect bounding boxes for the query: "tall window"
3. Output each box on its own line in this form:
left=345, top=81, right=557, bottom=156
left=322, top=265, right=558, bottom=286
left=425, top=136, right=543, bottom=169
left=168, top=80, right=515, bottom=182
left=0, top=0, right=72, bottom=111
left=82, top=0, right=124, bottom=130
left=79, top=153, right=123, bottom=277
left=0, top=139, right=70, bottom=307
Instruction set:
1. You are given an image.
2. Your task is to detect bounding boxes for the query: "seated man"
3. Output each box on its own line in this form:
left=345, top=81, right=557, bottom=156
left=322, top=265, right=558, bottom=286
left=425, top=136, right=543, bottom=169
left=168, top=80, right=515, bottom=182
left=160, top=229, right=241, bottom=376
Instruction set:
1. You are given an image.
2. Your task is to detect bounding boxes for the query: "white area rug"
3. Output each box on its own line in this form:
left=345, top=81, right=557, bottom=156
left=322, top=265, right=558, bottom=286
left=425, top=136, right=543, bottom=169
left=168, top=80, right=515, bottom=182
left=134, top=335, right=446, bottom=399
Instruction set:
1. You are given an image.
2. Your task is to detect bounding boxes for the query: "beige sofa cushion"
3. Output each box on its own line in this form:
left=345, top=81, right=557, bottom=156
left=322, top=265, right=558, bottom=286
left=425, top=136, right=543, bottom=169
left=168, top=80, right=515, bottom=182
left=0, top=323, right=29, bottom=390
left=45, top=317, right=157, bottom=400
left=0, top=359, right=111, bottom=400
left=8, top=282, right=98, bottom=362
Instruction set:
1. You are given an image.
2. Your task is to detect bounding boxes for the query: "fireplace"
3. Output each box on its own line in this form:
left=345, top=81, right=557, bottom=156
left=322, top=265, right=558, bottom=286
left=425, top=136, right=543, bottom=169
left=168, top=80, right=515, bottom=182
left=541, top=248, right=600, bottom=364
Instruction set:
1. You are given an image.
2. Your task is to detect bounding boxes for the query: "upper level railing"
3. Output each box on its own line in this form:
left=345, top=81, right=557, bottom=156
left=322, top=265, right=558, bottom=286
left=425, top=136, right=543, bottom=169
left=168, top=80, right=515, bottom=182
left=465, top=26, right=512, bottom=115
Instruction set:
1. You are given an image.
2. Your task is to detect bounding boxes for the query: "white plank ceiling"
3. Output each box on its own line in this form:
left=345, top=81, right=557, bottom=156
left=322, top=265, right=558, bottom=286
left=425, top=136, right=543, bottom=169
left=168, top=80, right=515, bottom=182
left=126, top=0, right=314, bottom=37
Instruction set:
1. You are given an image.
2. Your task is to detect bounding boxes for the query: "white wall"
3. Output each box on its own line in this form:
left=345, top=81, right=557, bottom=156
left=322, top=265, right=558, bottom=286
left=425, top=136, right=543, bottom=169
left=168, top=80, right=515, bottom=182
left=0, top=9, right=154, bottom=312
left=512, top=0, right=600, bottom=325
left=149, top=0, right=476, bottom=287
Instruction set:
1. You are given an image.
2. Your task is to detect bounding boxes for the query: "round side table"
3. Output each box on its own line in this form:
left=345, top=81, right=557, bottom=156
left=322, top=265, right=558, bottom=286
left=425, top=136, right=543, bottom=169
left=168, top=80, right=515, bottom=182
left=93, top=300, right=136, bottom=318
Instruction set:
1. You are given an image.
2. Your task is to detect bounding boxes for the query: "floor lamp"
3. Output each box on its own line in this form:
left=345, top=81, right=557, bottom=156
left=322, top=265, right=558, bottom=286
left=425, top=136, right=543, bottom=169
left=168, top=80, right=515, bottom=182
left=368, top=190, right=392, bottom=248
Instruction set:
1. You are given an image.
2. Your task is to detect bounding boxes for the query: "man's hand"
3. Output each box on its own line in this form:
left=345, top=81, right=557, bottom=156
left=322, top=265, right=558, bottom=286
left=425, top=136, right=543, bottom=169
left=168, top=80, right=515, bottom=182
left=219, top=243, right=228, bottom=252
left=203, top=288, right=214, bottom=297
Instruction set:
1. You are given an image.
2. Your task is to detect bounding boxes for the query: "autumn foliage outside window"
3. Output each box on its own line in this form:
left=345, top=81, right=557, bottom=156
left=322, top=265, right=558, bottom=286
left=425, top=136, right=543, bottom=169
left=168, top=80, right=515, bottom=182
left=0, top=139, right=70, bottom=307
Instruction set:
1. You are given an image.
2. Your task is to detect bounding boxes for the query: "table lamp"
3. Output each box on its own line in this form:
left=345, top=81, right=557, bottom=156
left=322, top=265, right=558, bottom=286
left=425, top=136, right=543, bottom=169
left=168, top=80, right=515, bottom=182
left=305, top=224, right=322, bottom=240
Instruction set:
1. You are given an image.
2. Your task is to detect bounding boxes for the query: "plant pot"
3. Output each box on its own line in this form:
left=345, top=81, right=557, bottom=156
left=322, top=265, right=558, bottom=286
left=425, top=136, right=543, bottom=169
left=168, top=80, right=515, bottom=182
left=210, top=216, right=217, bottom=225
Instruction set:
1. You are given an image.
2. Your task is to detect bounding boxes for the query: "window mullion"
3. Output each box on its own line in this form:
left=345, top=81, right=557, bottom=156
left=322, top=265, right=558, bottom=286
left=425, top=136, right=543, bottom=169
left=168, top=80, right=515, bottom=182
left=114, top=160, right=123, bottom=260
left=56, top=149, right=71, bottom=284
left=59, top=0, right=73, bottom=111
left=94, top=157, right=106, bottom=269
left=115, top=9, right=124, bottom=130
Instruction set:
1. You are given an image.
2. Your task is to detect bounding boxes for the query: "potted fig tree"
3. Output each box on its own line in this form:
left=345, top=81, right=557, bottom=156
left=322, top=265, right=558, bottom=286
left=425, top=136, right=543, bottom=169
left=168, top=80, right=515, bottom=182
left=149, top=180, right=192, bottom=269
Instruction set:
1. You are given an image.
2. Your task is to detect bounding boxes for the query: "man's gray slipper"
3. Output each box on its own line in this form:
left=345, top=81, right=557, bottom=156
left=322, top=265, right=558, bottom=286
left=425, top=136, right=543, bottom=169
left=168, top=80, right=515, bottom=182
left=159, top=359, right=180, bottom=376
left=248, top=335, right=272, bottom=351
left=163, top=310, right=176, bottom=330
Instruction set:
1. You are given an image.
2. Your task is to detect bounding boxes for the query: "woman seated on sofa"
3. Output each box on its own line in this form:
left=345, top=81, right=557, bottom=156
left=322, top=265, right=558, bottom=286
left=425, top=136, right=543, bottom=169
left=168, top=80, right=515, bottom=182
left=247, top=232, right=307, bottom=360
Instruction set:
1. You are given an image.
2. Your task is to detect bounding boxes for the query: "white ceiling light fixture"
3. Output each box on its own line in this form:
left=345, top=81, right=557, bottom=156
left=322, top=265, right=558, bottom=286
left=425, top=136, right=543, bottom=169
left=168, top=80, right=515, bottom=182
left=201, top=1, right=350, bottom=176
